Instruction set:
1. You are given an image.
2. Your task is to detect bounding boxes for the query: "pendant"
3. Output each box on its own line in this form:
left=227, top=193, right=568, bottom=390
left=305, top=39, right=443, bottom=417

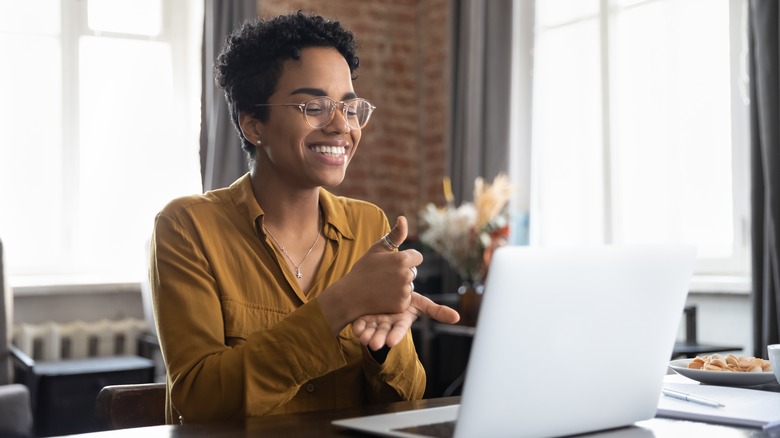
left=296, top=268, right=302, bottom=279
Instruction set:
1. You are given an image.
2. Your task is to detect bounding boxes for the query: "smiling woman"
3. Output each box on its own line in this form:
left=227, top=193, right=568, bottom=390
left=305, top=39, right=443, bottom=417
left=0, top=0, right=203, bottom=284
left=149, top=12, right=459, bottom=423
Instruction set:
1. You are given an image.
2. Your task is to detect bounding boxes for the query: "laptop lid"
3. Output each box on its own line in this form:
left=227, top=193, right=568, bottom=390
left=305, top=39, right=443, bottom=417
left=333, top=245, right=696, bottom=438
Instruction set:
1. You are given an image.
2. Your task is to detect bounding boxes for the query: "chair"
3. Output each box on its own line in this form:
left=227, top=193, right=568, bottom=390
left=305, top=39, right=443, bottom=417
left=1, top=238, right=11, bottom=384
left=0, top=383, right=33, bottom=438
left=95, top=382, right=167, bottom=430
left=0, top=238, right=33, bottom=437
left=138, top=238, right=164, bottom=381
left=671, top=305, right=743, bottom=358
left=8, top=234, right=155, bottom=436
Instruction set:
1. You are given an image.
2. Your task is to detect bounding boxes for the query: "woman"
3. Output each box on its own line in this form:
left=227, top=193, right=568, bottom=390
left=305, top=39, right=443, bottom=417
left=150, top=12, right=459, bottom=423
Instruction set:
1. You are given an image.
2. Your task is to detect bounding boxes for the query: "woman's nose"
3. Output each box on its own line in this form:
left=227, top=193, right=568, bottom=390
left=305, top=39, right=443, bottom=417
left=323, top=103, right=351, bottom=133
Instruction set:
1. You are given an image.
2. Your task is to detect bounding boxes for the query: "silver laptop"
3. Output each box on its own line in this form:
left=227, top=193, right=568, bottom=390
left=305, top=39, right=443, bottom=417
left=333, top=245, right=696, bottom=438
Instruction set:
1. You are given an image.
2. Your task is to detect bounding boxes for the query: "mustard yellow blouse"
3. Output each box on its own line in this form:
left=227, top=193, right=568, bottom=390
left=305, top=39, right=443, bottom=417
left=150, top=174, right=426, bottom=423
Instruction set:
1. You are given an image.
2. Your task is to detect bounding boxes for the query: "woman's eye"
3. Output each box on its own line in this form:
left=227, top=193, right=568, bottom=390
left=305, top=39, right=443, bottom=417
left=305, top=106, right=325, bottom=115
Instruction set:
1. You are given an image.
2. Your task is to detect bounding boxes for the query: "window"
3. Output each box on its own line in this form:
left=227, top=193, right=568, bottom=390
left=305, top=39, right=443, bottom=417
left=527, top=0, right=750, bottom=278
left=0, top=0, right=203, bottom=285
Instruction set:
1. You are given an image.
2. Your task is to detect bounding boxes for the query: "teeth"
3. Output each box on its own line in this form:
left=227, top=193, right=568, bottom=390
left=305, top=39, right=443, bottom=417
left=311, top=145, right=346, bottom=156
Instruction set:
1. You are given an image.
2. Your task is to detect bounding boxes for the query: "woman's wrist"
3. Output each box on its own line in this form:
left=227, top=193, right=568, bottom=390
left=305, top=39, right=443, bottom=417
left=316, top=286, right=353, bottom=336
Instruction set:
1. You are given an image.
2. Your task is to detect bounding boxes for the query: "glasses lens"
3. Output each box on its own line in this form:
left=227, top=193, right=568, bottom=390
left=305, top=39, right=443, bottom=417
left=346, top=99, right=374, bottom=129
left=303, top=97, right=334, bottom=128
left=302, top=97, right=374, bottom=130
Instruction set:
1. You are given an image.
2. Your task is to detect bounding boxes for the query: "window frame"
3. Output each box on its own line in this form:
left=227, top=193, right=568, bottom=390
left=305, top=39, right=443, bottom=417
left=2, top=0, right=202, bottom=285
left=516, top=0, right=750, bottom=282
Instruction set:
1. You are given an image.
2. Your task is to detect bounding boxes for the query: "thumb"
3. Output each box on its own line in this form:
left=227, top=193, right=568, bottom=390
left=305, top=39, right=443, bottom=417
left=375, top=216, right=408, bottom=252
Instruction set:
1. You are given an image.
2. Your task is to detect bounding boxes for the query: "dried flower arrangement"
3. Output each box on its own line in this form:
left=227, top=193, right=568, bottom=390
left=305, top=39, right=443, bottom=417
left=419, top=174, right=512, bottom=284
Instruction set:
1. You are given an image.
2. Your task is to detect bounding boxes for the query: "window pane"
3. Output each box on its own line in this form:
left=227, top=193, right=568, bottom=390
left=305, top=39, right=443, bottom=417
left=0, top=33, right=65, bottom=273
left=0, top=0, right=60, bottom=34
left=88, top=0, right=162, bottom=36
left=531, top=20, right=604, bottom=245
left=613, top=0, right=733, bottom=257
left=536, top=0, right=598, bottom=28
left=78, top=35, right=201, bottom=277
left=0, top=1, right=202, bottom=282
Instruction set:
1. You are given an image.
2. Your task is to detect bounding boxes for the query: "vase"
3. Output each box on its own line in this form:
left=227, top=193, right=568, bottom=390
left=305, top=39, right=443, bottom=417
left=457, top=280, right=483, bottom=327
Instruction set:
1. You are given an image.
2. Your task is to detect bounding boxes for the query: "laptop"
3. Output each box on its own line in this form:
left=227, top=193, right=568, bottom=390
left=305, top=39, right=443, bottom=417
left=333, top=245, right=696, bottom=438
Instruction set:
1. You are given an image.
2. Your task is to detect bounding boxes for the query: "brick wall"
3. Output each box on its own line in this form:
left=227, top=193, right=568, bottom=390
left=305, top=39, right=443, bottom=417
left=258, top=0, right=451, bottom=236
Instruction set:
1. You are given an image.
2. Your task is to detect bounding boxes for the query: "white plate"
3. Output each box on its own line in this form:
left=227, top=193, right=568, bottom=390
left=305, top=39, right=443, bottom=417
left=669, top=359, right=777, bottom=386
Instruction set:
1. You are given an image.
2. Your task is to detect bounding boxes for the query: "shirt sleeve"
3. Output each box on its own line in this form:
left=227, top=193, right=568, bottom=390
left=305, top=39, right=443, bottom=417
left=151, top=211, right=349, bottom=422
left=362, top=330, right=427, bottom=402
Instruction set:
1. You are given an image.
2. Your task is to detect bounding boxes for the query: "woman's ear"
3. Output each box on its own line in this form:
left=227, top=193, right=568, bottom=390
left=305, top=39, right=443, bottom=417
left=238, top=112, right=262, bottom=145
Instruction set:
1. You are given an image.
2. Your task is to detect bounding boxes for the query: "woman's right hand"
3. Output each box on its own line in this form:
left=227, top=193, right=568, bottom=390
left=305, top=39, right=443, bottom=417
left=344, top=216, right=421, bottom=315
left=319, top=216, right=460, bottom=343
left=317, top=216, right=421, bottom=333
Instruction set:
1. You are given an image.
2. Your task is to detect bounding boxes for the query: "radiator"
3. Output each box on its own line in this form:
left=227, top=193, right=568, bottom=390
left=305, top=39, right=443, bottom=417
left=13, top=318, right=149, bottom=361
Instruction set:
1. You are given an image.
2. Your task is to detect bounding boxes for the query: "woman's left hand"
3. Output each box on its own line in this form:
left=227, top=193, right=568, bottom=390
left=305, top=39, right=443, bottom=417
left=352, top=292, right=460, bottom=351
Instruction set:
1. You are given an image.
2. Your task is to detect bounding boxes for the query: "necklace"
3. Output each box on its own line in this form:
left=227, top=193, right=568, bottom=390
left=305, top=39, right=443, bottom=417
left=264, top=212, right=322, bottom=279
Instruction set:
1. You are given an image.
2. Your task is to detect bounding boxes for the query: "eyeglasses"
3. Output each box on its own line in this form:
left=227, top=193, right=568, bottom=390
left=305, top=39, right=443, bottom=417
left=254, top=96, right=376, bottom=131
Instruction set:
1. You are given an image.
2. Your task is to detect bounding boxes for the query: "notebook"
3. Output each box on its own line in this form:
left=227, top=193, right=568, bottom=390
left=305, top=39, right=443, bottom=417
left=657, top=379, right=780, bottom=430
left=333, top=245, right=697, bottom=438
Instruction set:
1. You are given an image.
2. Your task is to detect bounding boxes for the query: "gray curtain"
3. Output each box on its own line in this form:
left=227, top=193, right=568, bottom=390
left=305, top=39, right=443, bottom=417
left=200, top=0, right=257, bottom=192
left=443, top=0, right=516, bottom=293
left=449, top=0, right=514, bottom=203
left=749, top=0, right=780, bottom=358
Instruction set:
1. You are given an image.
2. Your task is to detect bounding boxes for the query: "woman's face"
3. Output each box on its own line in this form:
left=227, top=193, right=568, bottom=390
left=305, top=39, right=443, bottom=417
left=252, top=47, right=363, bottom=189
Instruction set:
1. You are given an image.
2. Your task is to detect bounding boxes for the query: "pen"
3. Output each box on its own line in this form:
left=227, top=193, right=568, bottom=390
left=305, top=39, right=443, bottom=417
left=662, top=388, right=725, bottom=408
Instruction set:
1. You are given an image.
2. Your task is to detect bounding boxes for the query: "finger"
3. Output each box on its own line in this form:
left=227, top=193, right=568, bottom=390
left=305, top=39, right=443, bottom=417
left=369, top=322, right=392, bottom=350
left=352, top=319, right=367, bottom=336
left=369, top=333, right=388, bottom=351
left=359, top=324, right=377, bottom=346
left=412, top=292, right=460, bottom=324
left=384, top=323, right=409, bottom=348
left=378, top=320, right=392, bottom=334
left=374, top=216, right=408, bottom=253
left=428, top=304, right=460, bottom=324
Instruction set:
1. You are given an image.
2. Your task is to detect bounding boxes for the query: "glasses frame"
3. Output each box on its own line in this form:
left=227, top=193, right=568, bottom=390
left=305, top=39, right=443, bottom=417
left=253, top=96, right=376, bottom=131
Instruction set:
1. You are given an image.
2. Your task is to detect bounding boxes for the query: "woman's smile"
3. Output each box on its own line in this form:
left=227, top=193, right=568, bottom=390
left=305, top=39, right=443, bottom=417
left=308, top=139, right=350, bottom=165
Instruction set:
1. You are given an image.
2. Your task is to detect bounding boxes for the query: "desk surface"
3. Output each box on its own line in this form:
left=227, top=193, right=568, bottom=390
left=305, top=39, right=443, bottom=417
left=63, top=395, right=776, bottom=438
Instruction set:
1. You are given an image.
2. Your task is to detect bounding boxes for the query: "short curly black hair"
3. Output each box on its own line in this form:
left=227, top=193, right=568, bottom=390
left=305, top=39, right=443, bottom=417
left=214, top=11, right=360, bottom=161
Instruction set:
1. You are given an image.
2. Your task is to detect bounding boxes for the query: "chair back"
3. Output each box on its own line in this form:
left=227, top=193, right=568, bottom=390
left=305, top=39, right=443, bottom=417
left=0, top=238, right=12, bottom=384
left=0, top=383, right=33, bottom=437
left=0, top=239, right=33, bottom=437
left=95, top=382, right=167, bottom=430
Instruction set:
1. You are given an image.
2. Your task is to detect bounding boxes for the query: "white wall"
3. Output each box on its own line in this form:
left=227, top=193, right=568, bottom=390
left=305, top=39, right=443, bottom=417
left=682, top=291, right=754, bottom=357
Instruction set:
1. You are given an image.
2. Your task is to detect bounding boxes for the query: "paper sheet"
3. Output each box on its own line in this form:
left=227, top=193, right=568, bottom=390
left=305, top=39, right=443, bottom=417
left=656, top=381, right=780, bottom=430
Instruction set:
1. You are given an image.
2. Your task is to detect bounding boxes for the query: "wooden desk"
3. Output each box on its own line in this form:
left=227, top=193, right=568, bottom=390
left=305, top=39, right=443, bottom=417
left=58, top=395, right=778, bottom=437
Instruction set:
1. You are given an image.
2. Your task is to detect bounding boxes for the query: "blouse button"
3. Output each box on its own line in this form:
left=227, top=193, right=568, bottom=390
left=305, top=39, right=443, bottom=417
left=306, top=383, right=315, bottom=393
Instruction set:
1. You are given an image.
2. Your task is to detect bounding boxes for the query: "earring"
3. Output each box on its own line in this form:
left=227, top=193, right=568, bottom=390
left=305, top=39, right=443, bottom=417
left=256, top=139, right=262, bottom=145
